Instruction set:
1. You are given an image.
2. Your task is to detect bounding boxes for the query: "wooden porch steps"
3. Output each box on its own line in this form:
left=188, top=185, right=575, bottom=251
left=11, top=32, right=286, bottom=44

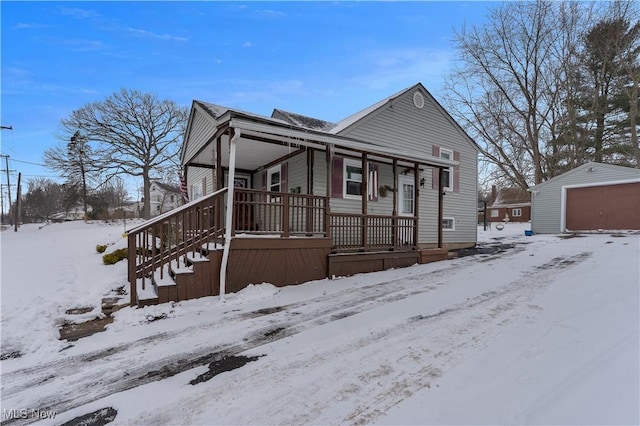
left=135, top=246, right=222, bottom=307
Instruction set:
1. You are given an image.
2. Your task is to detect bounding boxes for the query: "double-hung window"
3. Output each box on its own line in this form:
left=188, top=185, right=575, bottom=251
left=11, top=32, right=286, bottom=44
left=439, top=148, right=453, bottom=191
left=512, top=208, right=522, bottom=217
left=191, top=182, right=203, bottom=200
left=343, top=159, right=362, bottom=198
left=268, top=165, right=281, bottom=193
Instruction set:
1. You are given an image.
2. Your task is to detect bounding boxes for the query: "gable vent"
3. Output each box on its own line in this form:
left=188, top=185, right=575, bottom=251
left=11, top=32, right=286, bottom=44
left=413, top=91, right=424, bottom=109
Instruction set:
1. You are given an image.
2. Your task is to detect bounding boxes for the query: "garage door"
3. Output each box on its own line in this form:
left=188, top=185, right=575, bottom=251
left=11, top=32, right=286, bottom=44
left=566, top=182, right=640, bottom=231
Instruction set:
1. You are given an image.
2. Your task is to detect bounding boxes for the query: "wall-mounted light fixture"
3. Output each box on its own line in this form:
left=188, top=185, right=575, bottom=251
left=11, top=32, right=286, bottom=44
left=420, top=177, right=425, bottom=187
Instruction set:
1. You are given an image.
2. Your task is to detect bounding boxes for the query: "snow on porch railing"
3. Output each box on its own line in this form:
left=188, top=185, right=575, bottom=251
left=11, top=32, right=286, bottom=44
left=127, top=188, right=228, bottom=306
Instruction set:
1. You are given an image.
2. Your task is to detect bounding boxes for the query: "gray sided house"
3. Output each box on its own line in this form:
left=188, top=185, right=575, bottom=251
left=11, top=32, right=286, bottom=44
left=126, top=83, right=479, bottom=306
left=531, top=162, right=640, bottom=234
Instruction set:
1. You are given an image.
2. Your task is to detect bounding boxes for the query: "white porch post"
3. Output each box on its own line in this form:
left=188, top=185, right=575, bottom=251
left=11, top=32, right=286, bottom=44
left=219, top=128, right=240, bottom=302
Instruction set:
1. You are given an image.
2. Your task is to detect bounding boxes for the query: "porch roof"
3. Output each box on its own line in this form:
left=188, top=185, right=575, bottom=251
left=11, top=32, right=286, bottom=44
left=186, top=108, right=459, bottom=172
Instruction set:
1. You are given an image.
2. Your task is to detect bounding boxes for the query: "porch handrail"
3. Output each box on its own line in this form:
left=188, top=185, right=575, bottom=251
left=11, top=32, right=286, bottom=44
left=127, top=187, right=228, bottom=305
left=126, top=187, right=229, bottom=235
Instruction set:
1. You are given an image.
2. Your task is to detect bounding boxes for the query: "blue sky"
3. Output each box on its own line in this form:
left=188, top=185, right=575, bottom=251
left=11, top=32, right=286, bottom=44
left=1, top=1, right=492, bottom=204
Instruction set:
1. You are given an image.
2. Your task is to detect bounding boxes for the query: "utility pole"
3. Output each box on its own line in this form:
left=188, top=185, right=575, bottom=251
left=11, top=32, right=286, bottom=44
left=14, top=172, right=21, bottom=232
left=1, top=155, right=12, bottom=224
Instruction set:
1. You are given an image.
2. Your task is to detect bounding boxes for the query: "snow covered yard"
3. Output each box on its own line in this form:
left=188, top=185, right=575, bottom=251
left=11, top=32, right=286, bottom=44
left=1, top=221, right=638, bottom=425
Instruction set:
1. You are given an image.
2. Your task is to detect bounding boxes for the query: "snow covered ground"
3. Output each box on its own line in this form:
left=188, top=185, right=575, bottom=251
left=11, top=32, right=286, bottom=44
left=1, top=220, right=638, bottom=425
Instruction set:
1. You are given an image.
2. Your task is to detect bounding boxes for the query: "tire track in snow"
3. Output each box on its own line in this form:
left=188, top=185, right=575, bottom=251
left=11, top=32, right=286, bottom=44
left=134, top=251, right=592, bottom=426
left=4, top=248, right=497, bottom=396
left=1, top=255, right=485, bottom=425
left=3, top=245, right=562, bottom=425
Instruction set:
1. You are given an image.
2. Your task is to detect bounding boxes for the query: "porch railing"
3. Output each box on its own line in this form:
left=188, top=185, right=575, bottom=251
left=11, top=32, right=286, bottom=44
left=127, top=186, right=418, bottom=305
left=127, top=188, right=228, bottom=305
left=329, top=213, right=417, bottom=252
left=233, top=188, right=329, bottom=236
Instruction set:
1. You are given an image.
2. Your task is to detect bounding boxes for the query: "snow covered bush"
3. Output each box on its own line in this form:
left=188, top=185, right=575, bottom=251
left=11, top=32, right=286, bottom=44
left=102, top=248, right=128, bottom=265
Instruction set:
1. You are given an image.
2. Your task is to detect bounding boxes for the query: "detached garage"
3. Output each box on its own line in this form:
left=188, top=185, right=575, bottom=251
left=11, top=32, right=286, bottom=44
left=531, top=162, right=640, bottom=234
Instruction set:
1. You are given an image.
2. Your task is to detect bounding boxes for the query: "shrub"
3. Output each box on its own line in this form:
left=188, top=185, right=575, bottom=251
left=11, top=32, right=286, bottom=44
left=103, top=248, right=128, bottom=265
left=96, top=244, right=108, bottom=254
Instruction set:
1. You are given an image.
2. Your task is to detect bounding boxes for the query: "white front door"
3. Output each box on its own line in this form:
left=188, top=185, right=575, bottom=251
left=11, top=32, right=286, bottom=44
left=398, top=175, right=415, bottom=216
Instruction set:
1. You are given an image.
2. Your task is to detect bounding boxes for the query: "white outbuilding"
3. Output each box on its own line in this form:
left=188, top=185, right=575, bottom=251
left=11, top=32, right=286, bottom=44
left=530, top=162, right=640, bottom=234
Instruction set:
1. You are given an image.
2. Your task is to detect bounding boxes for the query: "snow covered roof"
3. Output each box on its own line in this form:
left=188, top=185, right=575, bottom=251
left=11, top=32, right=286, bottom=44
left=271, top=109, right=336, bottom=132
left=195, top=101, right=291, bottom=126
left=151, top=180, right=180, bottom=194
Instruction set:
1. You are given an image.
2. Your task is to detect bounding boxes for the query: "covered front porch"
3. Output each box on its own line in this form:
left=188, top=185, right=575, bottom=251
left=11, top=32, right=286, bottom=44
left=184, top=110, right=456, bottom=249
left=126, top=110, right=456, bottom=306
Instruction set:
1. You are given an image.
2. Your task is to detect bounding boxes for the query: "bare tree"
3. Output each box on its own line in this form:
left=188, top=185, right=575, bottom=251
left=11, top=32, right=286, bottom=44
left=443, top=1, right=561, bottom=189
left=44, top=130, right=101, bottom=218
left=58, top=89, right=187, bottom=219
left=21, top=178, right=64, bottom=223
left=545, top=2, right=595, bottom=176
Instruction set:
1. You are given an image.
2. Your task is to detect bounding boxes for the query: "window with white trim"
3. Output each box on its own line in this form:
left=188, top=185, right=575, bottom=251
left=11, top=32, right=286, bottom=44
left=442, top=217, right=455, bottom=230
left=191, top=182, right=203, bottom=200
left=491, top=209, right=499, bottom=218
left=398, top=175, right=415, bottom=216
left=512, top=208, right=522, bottom=217
left=439, top=148, right=453, bottom=191
left=343, top=159, right=362, bottom=198
left=268, top=165, right=281, bottom=193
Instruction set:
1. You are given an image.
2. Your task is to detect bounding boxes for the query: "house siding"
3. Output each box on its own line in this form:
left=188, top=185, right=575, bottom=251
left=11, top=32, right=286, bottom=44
left=186, top=167, right=212, bottom=198
left=531, top=162, right=640, bottom=234
left=309, top=155, right=398, bottom=216
left=287, top=152, right=307, bottom=194
left=182, top=106, right=217, bottom=164
left=335, top=88, right=478, bottom=247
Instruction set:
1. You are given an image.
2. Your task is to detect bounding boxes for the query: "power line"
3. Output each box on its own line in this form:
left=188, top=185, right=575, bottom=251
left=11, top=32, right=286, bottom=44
left=9, top=158, right=47, bottom=167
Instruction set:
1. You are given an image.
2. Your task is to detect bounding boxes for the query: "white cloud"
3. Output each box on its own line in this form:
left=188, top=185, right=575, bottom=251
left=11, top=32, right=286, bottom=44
left=243, top=42, right=254, bottom=48
left=127, top=28, right=188, bottom=43
left=254, top=9, right=286, bottom=19
left=13, top=23, right=52, bottom=30
left=58, top=7, right=101, bottom=19
left=353, top=47, right=455, bottom=92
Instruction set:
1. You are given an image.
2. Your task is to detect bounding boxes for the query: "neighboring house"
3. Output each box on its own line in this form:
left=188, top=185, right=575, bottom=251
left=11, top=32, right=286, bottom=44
left=127, top=83, right=479, bottom=306
left=530, top=162, right=640, bottom=234
left=51, top=205, right=92, bottom=221
left=487, top=186, right=531, bottom=223
left=149, top=181, right=181, bottom=216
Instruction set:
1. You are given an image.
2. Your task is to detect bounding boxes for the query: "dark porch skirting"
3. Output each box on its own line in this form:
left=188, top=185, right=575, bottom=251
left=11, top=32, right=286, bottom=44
left=328, top=250, right=420, bottom=278
left=226, top=237, right=332, bottom=293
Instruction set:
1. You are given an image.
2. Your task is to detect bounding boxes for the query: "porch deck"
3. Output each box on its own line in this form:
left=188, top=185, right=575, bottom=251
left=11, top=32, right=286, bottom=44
left=127, top=187, right=426, bottom=306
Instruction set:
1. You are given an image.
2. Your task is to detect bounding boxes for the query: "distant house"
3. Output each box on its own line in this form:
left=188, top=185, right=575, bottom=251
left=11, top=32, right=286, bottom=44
left=487, top=186, right=531, bottom=223
left=530, top=162, right=640, bottom=233
left=127, top=82, right=480, bottom=306
left=149, top=181, right=181, bottom=216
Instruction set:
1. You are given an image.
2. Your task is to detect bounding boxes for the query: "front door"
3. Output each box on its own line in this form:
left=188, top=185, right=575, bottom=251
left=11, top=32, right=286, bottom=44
left=398, top=175, right=415, bottom=216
